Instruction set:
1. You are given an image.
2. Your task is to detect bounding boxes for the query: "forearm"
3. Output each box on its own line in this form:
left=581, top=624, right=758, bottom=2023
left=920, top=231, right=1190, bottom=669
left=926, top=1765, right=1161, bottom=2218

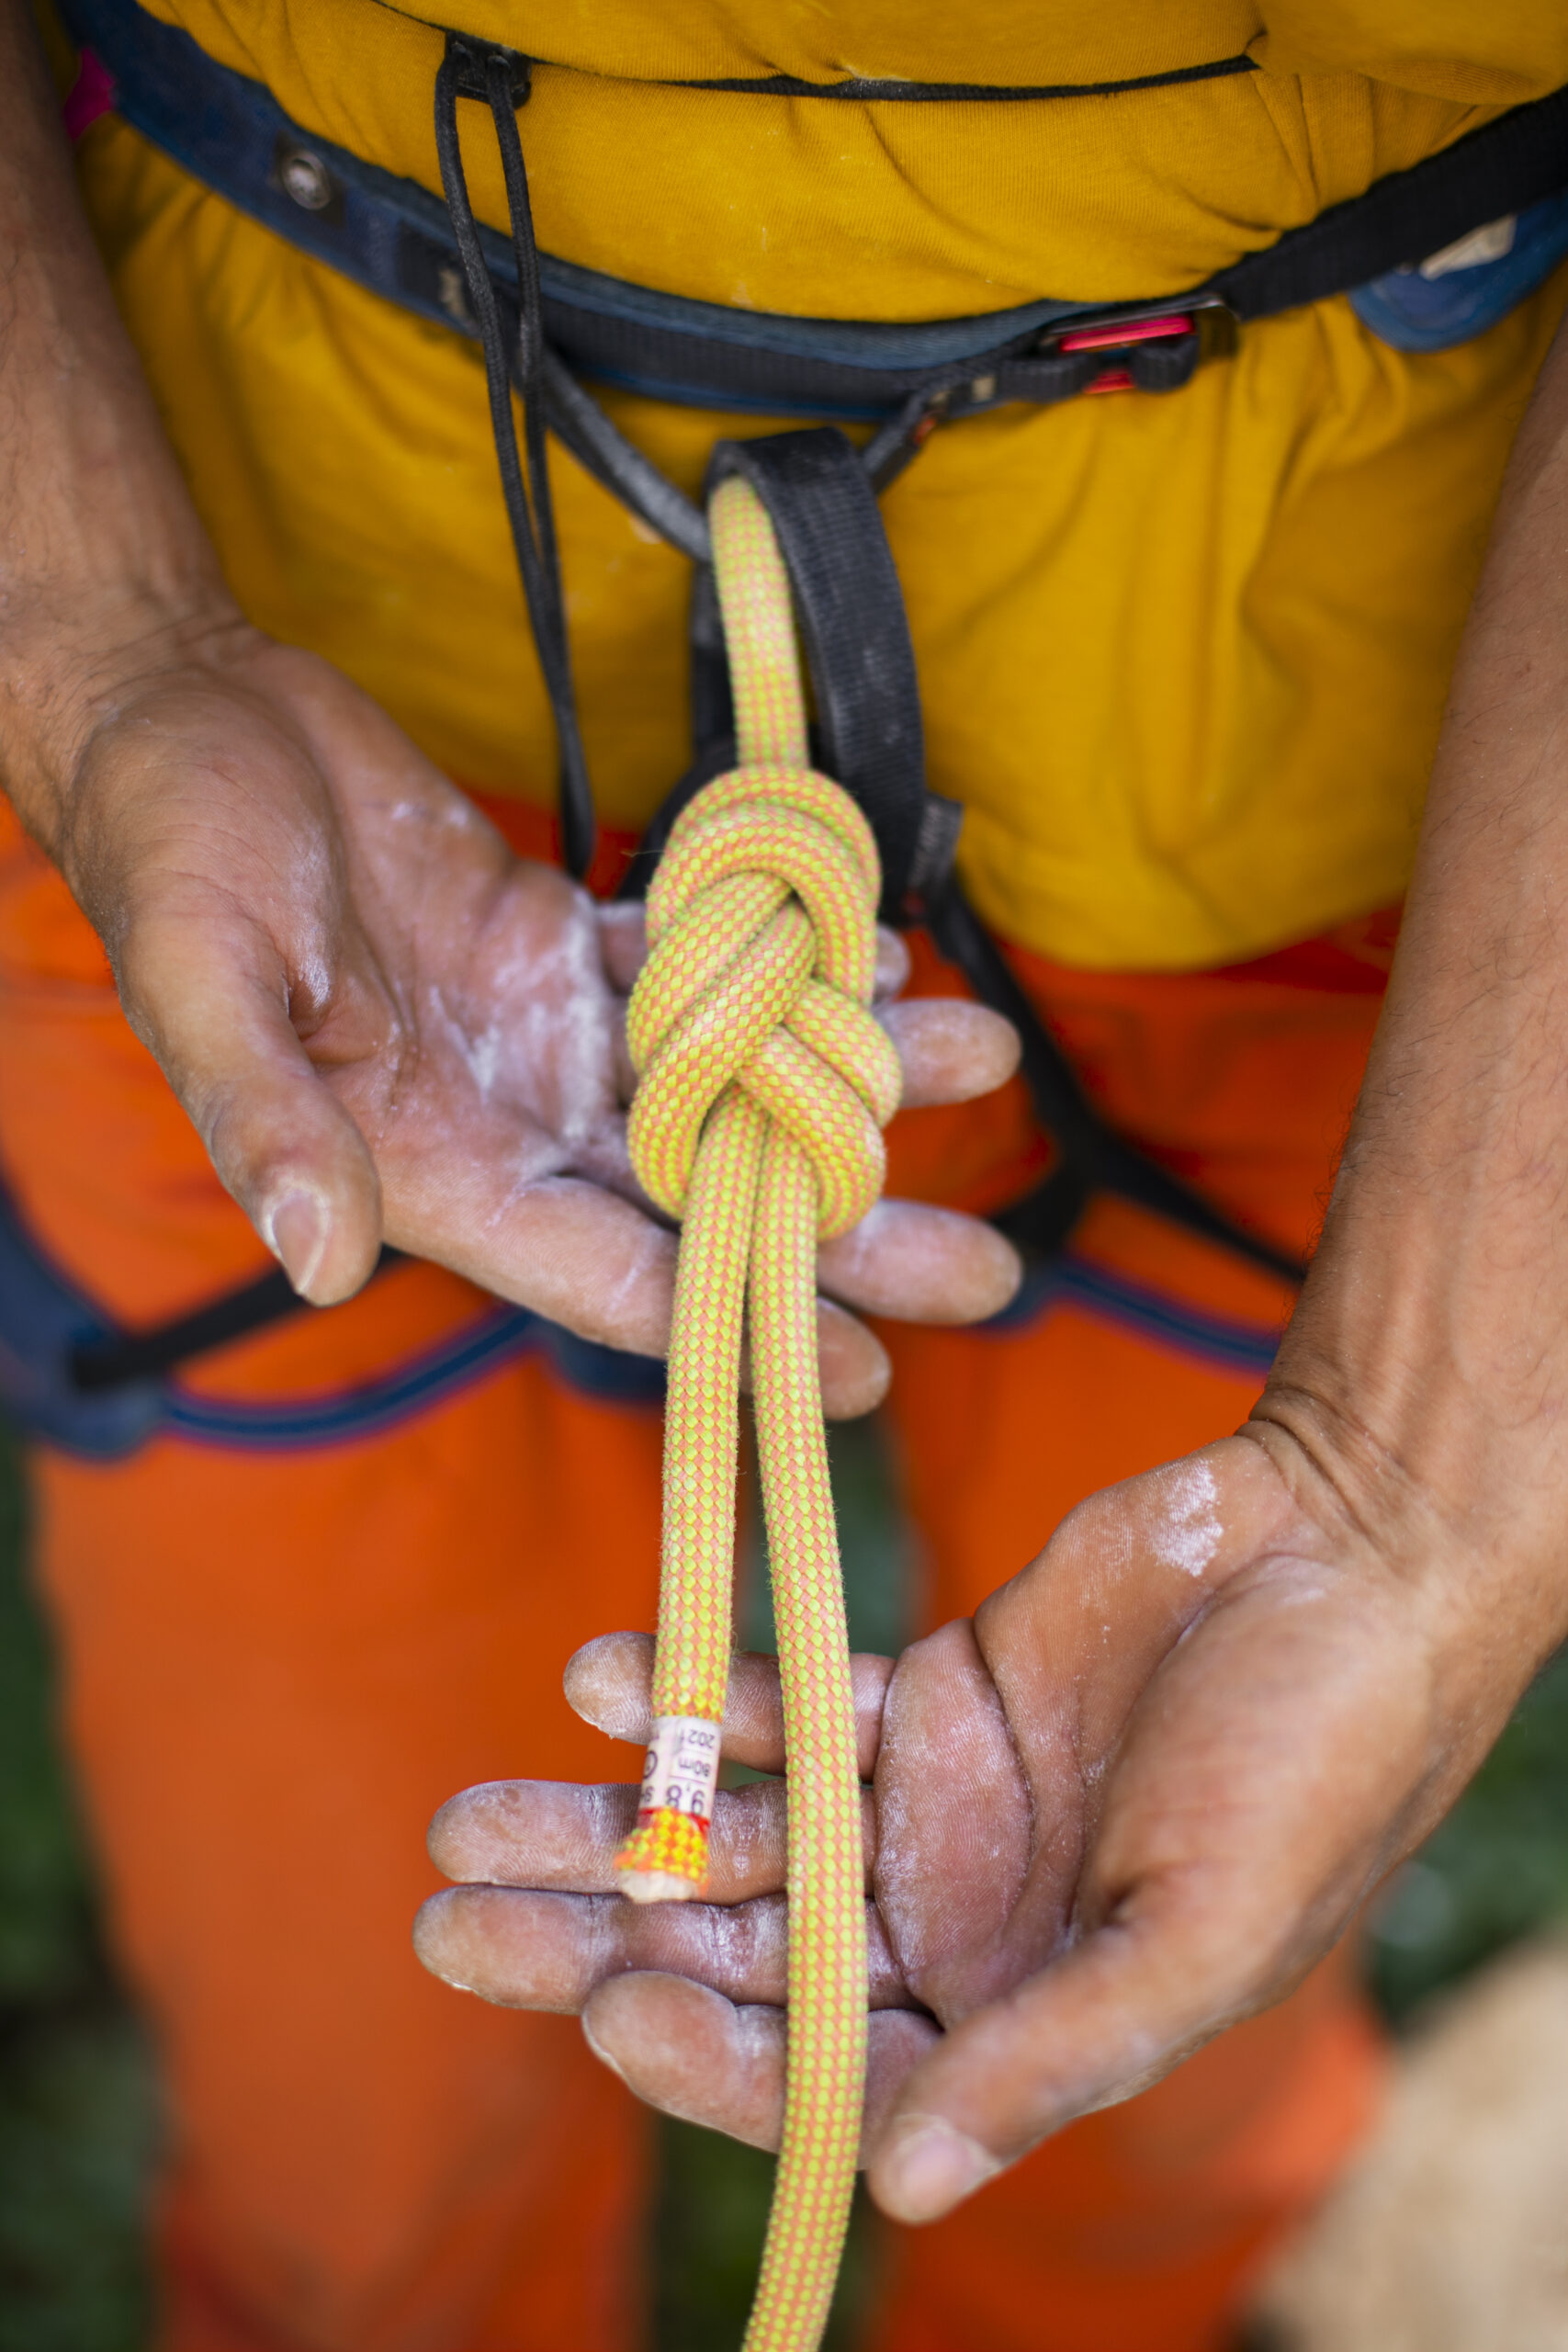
left=0, top=0, right=239, bottom=847
left=1263, top=312, right=1568, bottom=1678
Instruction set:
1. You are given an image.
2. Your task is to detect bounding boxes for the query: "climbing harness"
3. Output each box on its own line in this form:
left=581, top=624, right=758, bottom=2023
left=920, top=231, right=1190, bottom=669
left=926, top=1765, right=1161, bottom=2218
left=614, top=476, right=896, bottom=2346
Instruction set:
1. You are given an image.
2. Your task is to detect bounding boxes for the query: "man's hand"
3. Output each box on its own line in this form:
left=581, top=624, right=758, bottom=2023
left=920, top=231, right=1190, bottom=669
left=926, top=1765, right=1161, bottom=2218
left=21, top=620, right=1021, bottom=1400
left=416, top=1423, right=1553, bottom=2220
left=414, top=307, right=1568, bottom=2218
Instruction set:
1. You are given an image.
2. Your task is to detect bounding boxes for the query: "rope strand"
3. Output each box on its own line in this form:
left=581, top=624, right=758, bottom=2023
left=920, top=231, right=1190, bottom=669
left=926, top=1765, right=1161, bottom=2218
left=614, top=475, right=897, bottom=2346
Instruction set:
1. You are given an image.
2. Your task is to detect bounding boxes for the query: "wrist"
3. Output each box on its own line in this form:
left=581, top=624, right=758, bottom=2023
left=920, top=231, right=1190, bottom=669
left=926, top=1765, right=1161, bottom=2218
left=0, top=583, right=258, bottom=856
left=1248, top=1274, right=1568, bottom=1765
left=0, top=0, right=254, bottom=853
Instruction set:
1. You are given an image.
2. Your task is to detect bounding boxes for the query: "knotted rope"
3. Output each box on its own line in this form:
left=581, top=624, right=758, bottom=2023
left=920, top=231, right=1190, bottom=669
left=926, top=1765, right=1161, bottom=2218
left=614, top=473, right=900, bottom=2350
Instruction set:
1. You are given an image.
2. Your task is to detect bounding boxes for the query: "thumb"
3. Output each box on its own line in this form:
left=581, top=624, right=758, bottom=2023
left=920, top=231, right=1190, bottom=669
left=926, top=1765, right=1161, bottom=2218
left=865, top=1871, right=1300, bottom=2224
left=117, top=899, right=383, bottom=1304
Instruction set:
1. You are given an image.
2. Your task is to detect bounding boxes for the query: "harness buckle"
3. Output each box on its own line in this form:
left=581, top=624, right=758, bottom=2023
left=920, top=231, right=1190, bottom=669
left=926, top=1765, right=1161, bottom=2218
left=1043, top=292, right=1237, bottom=395
left=935, top=296, right=1237, bottom=419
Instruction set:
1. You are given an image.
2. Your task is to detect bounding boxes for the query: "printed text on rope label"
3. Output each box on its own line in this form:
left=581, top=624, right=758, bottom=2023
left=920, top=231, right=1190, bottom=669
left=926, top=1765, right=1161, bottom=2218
left=638, top=1716, right=721, bottom=1826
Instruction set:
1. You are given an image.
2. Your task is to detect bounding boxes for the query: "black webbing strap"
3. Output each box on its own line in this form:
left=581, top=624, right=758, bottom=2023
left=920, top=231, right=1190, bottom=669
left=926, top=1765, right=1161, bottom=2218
left=637, top=425, right=1308, bottom=1285
left=1213, top=85, right=1568, bottom=322
left=62, top=0, right=1568, bottom=431
left=543, top=350, right=711, bottom=563
left=612, top=429, right=961, bottom=912
left=701, top=432, right=964, bottom=923
left=433, top=35, right=596, bottom=878
left=484, top=83, right=1568, bottom=428
left=66, top=1248, right=407, bottom=1394
left=926, top=895, right=1307, bottom=1283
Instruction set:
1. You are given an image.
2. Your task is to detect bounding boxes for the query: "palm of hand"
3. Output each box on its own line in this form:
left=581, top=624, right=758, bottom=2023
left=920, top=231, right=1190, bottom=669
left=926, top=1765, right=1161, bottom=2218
left=861, top=1438, right=1435, bottom=2185
left=417, top=1430, right=1494, bottom=2222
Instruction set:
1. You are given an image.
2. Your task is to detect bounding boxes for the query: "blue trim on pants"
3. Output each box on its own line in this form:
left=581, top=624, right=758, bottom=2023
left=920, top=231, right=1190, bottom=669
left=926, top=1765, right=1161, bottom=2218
left=986, top=1253, right=1283, bottom=1378
left=0, top=1170, right=664, bottom=1461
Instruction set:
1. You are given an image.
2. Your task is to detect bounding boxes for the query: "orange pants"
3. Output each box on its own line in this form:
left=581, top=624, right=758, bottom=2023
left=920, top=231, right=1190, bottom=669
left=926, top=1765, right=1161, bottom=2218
left=0, top=794, right=1389, bottom=2352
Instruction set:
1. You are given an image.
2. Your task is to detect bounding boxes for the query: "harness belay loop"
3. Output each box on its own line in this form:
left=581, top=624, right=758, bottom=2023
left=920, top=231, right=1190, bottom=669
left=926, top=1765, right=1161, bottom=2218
left=615, top=476, right=896, bottom=2348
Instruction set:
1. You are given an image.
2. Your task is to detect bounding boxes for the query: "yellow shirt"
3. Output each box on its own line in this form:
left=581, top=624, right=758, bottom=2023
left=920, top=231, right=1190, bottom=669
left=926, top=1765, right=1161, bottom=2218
left=73, top=1, right=1568, bottom=964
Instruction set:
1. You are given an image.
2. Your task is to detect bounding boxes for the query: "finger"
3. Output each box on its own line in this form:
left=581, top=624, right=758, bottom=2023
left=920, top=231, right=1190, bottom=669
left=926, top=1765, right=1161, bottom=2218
left=598, top=900, right=648, bottom=993
left=428, top=1780, right=647, bottom=1891
left=581, top=1973, right=940, bottom=2154
left=412, top=1883, right=909, bottom=2012
left=867, top=1554, right=1419, bottom=2223
left=117, top=901, right=383, bottom=1306
left=816, top=1198, right=1021, bottom=1325
left=393, top=1175, right=677, bottom=1351
left=816, top=1298, right=891, bottom=1418
left=612, top=1002, right=638, bottom=1105
left=564, top=1630, right=893, bottom=1777
left=400, top=1175, right=891, bottom=1417
left=863, top=1873, right=1290, bottom=2225
left=874, top=926, right=912, bottom=1003
left=427, top=1772, right=874, bottom=1904
left=872, top=1619, right=1036, bottom=2018
left=882, top=999, right=1020, bottom=1107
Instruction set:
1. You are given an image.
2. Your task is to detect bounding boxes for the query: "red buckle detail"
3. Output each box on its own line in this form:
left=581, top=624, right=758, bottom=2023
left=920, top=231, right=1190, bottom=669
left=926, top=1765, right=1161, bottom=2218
left=1059, top=312, right=1193, bottom=354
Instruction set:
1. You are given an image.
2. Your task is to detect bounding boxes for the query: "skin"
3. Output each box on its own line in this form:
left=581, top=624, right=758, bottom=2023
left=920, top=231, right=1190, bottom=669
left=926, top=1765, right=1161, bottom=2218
left=8, top=0, right=1568, bottom=2243
left=0, top=0, right=1021, bottom=1415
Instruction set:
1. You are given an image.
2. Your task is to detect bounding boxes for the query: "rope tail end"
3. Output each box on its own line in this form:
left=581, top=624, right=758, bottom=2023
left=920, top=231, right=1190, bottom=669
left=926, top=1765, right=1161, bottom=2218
left=615, top=1713, right=722, bottom=1901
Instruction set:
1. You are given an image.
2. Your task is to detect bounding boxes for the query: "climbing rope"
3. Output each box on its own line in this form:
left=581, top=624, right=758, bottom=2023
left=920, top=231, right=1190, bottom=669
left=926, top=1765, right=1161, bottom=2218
left=614, top=473, right=901, bottom=2350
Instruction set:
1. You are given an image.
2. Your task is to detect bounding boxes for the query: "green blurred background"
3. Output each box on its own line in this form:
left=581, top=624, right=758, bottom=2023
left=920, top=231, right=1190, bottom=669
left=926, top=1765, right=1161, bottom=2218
left=2, top=1408, right=1566, bottom=2351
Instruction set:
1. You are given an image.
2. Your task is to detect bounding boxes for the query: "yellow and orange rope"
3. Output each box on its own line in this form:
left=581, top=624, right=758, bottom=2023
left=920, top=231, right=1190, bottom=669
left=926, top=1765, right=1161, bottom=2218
left=614, top=473, right=900, bottom=2349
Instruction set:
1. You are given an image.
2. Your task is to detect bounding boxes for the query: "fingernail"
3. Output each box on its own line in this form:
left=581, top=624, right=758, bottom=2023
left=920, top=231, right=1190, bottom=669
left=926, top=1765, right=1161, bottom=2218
left=581, top=2013, right=630, bottom=2083
left=410, top=1899, right=476, bottom=1992
left=879, top=2119, right=999, bottom=2222
left=264, top=1188, right=328, bottom=1299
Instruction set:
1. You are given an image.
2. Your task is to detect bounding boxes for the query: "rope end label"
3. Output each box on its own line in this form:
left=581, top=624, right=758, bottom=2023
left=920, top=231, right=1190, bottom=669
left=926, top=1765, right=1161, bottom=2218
left=614, top=1714, right=722, bottom=1900
left=636, top=1713, right=723, bottom=1821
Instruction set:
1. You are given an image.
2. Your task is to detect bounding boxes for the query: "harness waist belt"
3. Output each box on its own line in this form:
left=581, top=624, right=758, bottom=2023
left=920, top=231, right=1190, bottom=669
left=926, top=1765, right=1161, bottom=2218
left=62, top=0, right=1568, bottom=421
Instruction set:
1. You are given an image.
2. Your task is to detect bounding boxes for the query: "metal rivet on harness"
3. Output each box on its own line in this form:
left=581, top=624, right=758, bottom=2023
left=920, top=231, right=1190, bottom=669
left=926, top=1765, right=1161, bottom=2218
left=276, top=143, right=335, bottom=212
